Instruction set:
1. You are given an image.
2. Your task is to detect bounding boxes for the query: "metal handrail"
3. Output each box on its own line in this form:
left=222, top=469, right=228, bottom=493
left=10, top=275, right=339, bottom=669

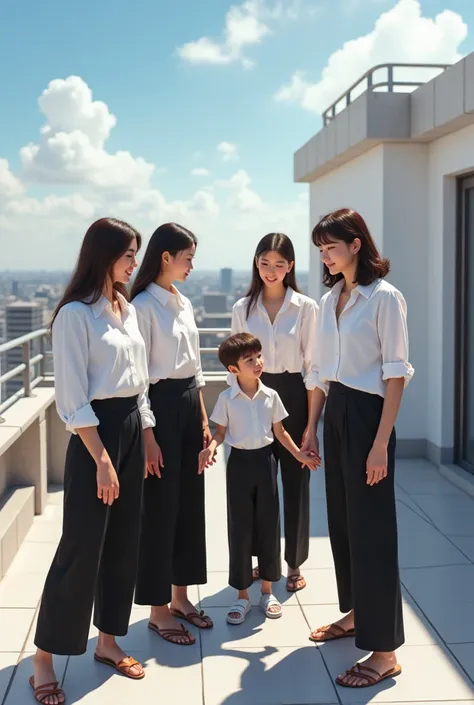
left=0, top=326, right=232, bottom=418
left=322, top=62, right=451, bottom=126
left=0, top=328, right=50, bottom=419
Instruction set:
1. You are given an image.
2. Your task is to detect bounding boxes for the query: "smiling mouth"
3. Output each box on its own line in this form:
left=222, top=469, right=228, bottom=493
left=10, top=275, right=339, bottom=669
left=125, top=269, right=133, bottom=277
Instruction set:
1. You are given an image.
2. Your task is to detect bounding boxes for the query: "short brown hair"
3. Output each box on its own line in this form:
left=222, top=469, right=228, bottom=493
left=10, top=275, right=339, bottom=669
left=312, top=208, right=390, bottom=288
left=218, top=333, right=262, bottom=370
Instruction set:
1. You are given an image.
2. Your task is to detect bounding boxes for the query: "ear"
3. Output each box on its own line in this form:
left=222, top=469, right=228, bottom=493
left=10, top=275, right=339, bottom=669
left=351, top=238, right=361, bottom=255
left=228, top=363, right=239, bottom=375
left=287, top=260, right=294, bottom=272
left=162, top=250, right=170, bottom=266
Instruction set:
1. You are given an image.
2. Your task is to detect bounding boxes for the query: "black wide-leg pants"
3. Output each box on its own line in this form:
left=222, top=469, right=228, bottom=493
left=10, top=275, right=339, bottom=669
left=324, top=382, right=405, bottom=652
left=261, top=371, right=310, bottom=569
left=135, top=377, right=206, bottom=607
left=227, top=446, right=281, bottom=590
left=35, top=396, right=144, bottom=656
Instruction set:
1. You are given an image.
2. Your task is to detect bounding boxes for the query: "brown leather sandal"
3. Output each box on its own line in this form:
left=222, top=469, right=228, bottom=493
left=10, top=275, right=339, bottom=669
left=336, top=663, right=402, bottom=688
left=148, top=621, right=196, bottom=645
left=170, top=608, right=213, bottom=629
left=286, top=574, right=306, bottom=592
left=29, top=676, right=65, bottom=703
left=309, top=623, right=355, bottom=643
left=93, top=654, right=145, bottom=680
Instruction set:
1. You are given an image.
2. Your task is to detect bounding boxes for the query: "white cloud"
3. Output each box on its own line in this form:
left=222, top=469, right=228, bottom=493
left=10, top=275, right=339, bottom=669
left=191, top=168, right=211, bottom=177
left=0, top=159, right=24, bottom=203
left=20, top=76, right=155, bottom=189
left=0, top=75, right=309, bottom=270
left=217, top=141, right=239, bottom=162
left=177, top=0, right=313, bottom=67
left=178, top=0, right=270, bottom=67
left=275, top=0, right=468, bottom=115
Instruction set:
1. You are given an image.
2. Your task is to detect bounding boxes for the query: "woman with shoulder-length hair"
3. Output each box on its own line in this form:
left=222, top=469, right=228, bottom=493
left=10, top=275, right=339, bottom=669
left=303, top=208, right=414, bottom=689
left=231, top=233, right=319, bottom=592
left=32, top=218, right=156, bottom=704
left=131, top=222, right=213, bottom=646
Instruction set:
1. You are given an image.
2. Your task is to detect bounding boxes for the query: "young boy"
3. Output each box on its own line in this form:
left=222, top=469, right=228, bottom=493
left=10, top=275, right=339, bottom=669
left=199, top=333, right=319, bottom=624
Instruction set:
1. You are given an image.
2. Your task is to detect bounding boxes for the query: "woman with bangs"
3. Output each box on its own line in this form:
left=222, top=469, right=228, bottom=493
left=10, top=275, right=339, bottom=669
left=303, top=208, right=414, bottom=689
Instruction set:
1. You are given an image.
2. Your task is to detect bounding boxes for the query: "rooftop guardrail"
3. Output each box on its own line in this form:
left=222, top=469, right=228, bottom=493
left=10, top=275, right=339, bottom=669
left=322, top=63, right=451, bottom=126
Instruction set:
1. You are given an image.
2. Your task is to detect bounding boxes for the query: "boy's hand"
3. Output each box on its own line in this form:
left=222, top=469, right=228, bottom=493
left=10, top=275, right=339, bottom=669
left=296, top=450, right=320, bottom=471
left=198, top=446, right=217, bottom=474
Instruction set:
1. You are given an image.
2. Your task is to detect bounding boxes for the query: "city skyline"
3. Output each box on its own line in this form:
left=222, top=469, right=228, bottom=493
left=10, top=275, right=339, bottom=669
left=1, top=0, right=473, bottom=271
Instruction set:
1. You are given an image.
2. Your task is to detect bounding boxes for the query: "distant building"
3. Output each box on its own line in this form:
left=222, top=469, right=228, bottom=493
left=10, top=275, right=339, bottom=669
left=5, top=301, right=45, bottom=398
left=200, top=312, right=232, bottom=329
left=220, top=268, right=233, bottom=294
left=203, top=292, right=228, bottom=314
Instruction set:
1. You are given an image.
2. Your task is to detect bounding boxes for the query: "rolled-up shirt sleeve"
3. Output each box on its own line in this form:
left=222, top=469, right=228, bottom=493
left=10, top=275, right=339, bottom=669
left=52, top=305, right=99, bottom=433
left=301, top=300, right=319, bottom=390
left=378, top=290, right=415, bottom=387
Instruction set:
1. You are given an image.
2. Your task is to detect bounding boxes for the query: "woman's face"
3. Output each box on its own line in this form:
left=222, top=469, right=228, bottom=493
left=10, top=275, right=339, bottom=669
left=112, top=237, right=139, bottom=284
left=256, top=249, right=293, bottom=290
left=164, top=244, right=196, bottom=283
left=318, top=237, right=360, bottom=276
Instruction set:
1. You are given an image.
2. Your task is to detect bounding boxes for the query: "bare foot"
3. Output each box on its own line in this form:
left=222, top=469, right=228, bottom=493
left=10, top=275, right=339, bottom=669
left=33, top=651, right=65, bottom=705
left=310, top=610, right=354, bottom=641
left=170, top=595, right=211, bottom=628
left=150, top=606, right=193, bottom=645
left=95, top=635, right=144, bottom=678
left=337, top=651, right=398, bottom=687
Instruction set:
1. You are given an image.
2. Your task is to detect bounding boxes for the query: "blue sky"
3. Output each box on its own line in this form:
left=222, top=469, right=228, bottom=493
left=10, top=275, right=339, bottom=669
left=0, top=0, right=473, bottom=270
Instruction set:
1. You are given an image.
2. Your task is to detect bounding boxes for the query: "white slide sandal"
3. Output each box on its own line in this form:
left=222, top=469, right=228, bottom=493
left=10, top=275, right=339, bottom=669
left=226, top=598, right=251, bottom=625
left=260, top=593, right=282, bottom=619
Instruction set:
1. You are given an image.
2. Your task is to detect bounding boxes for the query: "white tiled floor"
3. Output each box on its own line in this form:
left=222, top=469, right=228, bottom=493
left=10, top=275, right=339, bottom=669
left=1, top=456, right=474, bottom=704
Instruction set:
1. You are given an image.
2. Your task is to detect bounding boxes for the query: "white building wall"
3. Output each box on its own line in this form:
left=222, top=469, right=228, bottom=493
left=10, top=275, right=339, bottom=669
left=308, top=146, right=384, bottom=302
left=382, top=144, right=429, bottom=446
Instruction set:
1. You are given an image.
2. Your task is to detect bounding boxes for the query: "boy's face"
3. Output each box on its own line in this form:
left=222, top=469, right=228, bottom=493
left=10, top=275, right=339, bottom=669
left=230, top=350, right=264, bottom=380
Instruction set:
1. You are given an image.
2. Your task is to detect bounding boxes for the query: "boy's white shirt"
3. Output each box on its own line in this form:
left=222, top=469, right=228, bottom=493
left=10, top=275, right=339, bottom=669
left=210, top=378, right=288, bottom=450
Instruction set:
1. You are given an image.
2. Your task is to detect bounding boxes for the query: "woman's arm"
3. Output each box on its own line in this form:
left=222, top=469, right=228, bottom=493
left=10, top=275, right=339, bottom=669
left=198, top=389, right=212, bottom=448
left=366, top=378, right=404, bottom=485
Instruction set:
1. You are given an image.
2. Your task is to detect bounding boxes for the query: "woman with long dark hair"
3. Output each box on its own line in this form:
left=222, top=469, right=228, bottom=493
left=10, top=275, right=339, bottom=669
left=231, top=233, right=319, bottom=592
left=303, top=209, right=414, bottom=689
left=131, top=222, right=212, bottom=646
left=32, top=218, right=155, bottom=704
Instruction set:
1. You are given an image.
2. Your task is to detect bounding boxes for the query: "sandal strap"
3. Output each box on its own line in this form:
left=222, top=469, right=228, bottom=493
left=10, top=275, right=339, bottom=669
left=117, top=656, right=140, bottom=671
left=228, top=599, right=250, bottom=615
left=319, top=623, right=344, bottom=636
left=344, top=665, right=377, bottom=683
left=260, top=593, right=281, bottom=608
left=159, top=627, right=192, bottom=636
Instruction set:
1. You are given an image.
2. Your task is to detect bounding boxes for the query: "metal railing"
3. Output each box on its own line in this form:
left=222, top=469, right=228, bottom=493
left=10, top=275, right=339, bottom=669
left=0, top=329, right=50, bottom=419
left=0, top=327, right=232, bottom=419
left=322, top=63, right=451, bottom=126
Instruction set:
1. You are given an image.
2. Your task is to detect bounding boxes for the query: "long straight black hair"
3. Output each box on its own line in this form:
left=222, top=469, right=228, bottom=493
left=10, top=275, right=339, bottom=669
left=51, top=218, right=141, bottom=327
left=131, top=222, right=197, bottom=300
left=245, top=233, right=300, bottom=318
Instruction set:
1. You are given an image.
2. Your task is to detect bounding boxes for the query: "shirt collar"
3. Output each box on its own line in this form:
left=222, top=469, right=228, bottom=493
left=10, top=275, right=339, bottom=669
left=146, top=282, right=185, bottom=310
left=91, top=292, right=129, bottom=319
left=230, top=378, right=271, bottom=400
left=257, top=286, right=300, bottom=315
left=330, top=279, right=380, bottom=300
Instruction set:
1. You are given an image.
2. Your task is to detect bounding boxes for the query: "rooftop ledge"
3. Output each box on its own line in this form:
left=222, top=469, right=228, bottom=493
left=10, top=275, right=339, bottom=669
left=294, top=55, right=474, bottom=183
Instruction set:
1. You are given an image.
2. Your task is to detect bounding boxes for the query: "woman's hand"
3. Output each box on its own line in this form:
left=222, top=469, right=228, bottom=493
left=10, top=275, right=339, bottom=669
left=203, top=424, right=212, bottom=449
left=366, top=441, right=388, bottom=485
left=144, top=428, right=164, bottom=478
left=198, top=446, right=217, bottom=474
left=96, top=457, right=120, bottom=505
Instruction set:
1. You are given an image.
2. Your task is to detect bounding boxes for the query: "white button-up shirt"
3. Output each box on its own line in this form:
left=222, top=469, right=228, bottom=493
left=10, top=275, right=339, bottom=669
left=210, top=379, right=288, bottom=450
left=133, top=283, right=205, bottom=388
left=312, top=278, right=414, bottom=397
left=231, top=287, right=319, bottom=390
left=52, top=294, right=155, bottom=434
